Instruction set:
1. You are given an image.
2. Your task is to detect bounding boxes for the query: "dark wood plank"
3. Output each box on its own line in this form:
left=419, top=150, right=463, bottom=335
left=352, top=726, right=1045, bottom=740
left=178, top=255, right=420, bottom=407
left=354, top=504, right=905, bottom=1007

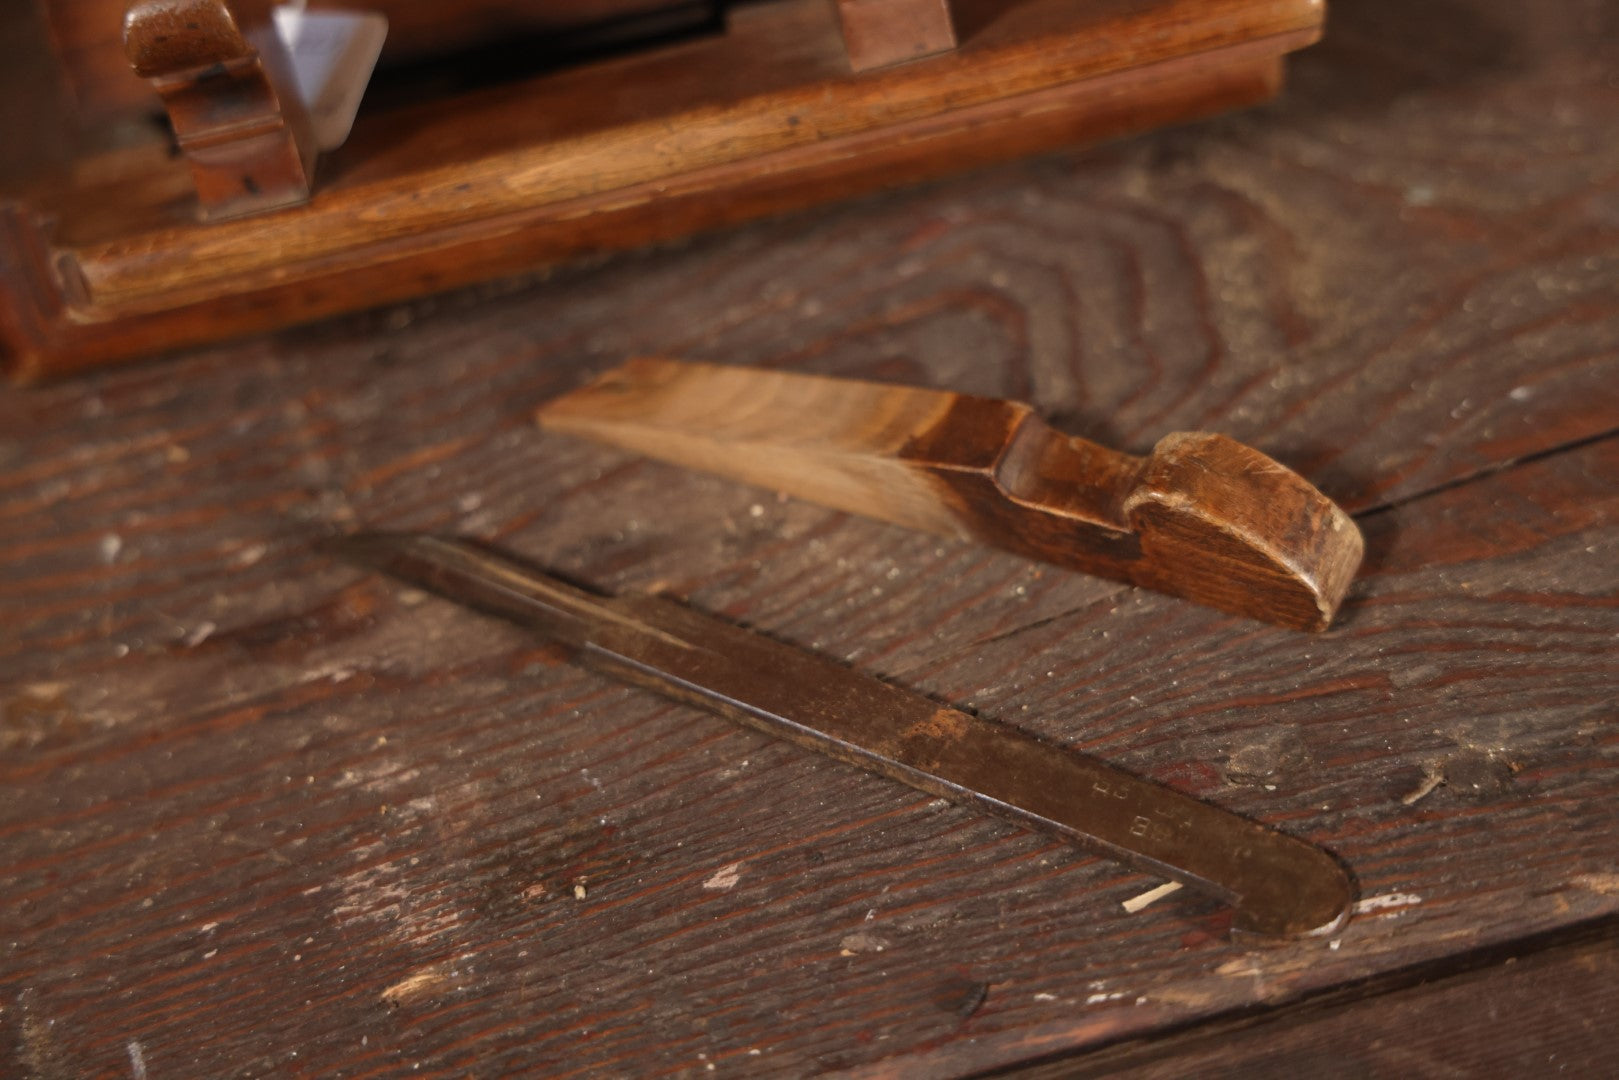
left=1004, top=920, right=1619, bottom=1077
left=2, top=0, right=1617, bottom=1074
left=1, top=418, right=1614, bottom=1077
left=0, top=1, right=76, bottom=192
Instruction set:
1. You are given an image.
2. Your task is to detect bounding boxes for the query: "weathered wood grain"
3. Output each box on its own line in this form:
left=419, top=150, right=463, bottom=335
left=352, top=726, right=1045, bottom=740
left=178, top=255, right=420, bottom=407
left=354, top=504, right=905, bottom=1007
left=1008, top=920, right=1619, bottom=1077
left=2, top=419, right=1613, bottom=1077
left=2, top=0, right=1618, bottom=1074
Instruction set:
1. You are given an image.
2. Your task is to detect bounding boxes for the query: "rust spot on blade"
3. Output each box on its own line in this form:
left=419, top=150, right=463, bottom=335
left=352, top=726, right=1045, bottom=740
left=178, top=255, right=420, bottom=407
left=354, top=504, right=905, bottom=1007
left=905, top=708, right=969, bottom=742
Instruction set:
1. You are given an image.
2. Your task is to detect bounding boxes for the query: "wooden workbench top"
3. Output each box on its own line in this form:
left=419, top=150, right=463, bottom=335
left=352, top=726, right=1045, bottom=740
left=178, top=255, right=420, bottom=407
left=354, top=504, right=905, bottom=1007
left=3, top=0, right=1616, bottom=1074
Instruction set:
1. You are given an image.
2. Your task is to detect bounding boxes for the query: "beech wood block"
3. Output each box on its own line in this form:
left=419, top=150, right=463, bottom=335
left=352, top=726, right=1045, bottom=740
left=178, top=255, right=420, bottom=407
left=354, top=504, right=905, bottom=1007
left=124, top=0, right=315, bottom=219
left=537, top=358, right=1365, bottom=630
left=834, top=0, right=957, bottom=71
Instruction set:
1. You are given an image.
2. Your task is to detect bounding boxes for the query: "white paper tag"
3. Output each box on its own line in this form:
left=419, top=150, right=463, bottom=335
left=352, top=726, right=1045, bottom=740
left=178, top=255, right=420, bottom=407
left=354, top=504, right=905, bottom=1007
left=273, top=5, right=388, bottom=152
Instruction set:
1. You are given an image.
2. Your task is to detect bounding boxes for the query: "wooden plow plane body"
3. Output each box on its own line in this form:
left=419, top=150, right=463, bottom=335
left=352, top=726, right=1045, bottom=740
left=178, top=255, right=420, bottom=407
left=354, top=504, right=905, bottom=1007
left=3, top=0, right=1325, bottom=378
